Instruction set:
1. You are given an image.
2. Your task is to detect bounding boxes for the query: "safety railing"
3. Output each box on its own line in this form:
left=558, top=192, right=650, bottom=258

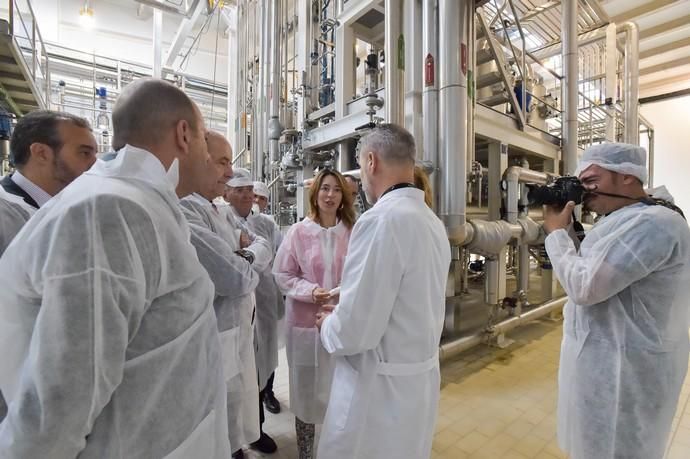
left=7, top=0, right=50, bottom=109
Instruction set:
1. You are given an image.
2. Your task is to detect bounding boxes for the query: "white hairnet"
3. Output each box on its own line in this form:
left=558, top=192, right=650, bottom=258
left=253, top=181, right=269, bottom=198
left=227, top=167, right=253, bottom=187
left=574, top=143, right=648, bottom=184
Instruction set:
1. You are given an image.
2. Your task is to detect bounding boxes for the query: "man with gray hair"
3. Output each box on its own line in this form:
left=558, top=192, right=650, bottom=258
left=543, top=143, right=690, bottom=459
left=315, top=124, right=451, bottom=458
left=0, top=78, right=231, bottom=458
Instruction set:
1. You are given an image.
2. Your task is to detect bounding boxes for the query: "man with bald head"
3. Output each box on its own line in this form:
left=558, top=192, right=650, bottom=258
left=181, top=131, right=274, bottom=458
left=0, top=78, right=231, bottom=458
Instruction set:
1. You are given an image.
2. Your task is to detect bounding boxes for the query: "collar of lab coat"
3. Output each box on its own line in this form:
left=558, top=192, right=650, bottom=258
left=188, top=192, right=213, bottom=207
left=375, top=186, right=424, bottom=207
left=88, top=144, right=179, bottom=197
left=301, top=216, right=349, bottom=237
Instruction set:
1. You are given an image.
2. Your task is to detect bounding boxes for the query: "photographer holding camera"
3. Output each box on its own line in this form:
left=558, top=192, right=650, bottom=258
left=542, top=143, right=690, bottom=459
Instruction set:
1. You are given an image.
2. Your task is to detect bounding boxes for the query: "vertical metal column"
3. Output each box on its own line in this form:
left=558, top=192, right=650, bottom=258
left=620, top=22, right=640, bottom=145
left=561, top=0, right=578, bottom=174
left=438, top=0, right=470, bottom=244
left=605, top=23, right=617, bottom=141
left=403, top=0, right=423, bottom=151
left=422, top=0, right=439, bottom=207
left=227, top=5, right=238, bottom=150
left=385, top=0, right=403, bottom=125
left=487, top=142, right=508, bottom=305
left=153, top=9, right=163, bottom=78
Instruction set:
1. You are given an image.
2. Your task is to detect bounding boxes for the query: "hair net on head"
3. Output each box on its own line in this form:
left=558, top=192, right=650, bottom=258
left=253, top=181, right=269, bottom=198
left=574, top=143, right=648, bottom=184
left=227, top=167, right=253, bottom=187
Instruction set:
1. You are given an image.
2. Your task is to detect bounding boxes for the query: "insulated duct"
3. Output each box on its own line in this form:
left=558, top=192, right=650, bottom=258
left=269, top=0, right=282, bottom=163
left=422, top=0, right=439, bottom=207
left=561, top=0, right=578, bottom=175
left=438, top=0, right=472, bottom=244
left=619, top=22, right=640, bottom=145
left=439, top=296, right=567, bottom=362
left=385, top=0, right=404, bottom=125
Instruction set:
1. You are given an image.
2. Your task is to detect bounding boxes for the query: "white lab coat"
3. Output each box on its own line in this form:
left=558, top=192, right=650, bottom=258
left=232, top=208, right=285, bottom=389
left=0, top=186, right=36, bottom=422
left=317, top=187, right=451, bottom=459
left=545, top=197, right=690, bottom=459
left=0, top=184, right=34, bottom=256
left=180, top=194, right=271, bottom=449
left=273, top=217, right=351, bottom=424
left=0, top=145, right=231, bottom=459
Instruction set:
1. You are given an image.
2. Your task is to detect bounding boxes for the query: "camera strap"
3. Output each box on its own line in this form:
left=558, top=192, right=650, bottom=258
left=590, top=191, right=686, bottom=220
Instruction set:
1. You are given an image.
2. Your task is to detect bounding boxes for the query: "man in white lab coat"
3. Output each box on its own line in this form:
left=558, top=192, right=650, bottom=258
left=315, top=124, right=451, bottom=459
left=250, top=180, right=284, bottom=415
left=225, top=173, right=285, bottom=423
left=0, top=111, right=97, bottom=421
left=543, top=143, right=690, bottom=459
left=0, top=78, right=231, bottom=458
left=181, top=133, right=275, bottom=459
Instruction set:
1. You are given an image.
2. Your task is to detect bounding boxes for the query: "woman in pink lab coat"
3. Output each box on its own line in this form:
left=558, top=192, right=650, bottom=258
left=273, top=169, right=355, bottom=459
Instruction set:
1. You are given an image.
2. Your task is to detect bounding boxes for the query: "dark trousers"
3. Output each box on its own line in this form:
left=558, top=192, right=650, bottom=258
left=258, top=371, right=276, bottom=426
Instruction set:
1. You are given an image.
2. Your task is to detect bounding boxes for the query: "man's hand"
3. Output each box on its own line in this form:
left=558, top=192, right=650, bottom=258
left=315, top=305, right=336, bottom=330
left=543, top=201, right=576, bottom=234
left=312, top=287, right=331, bottom=305
left=239, top=231, right=251, bottom=249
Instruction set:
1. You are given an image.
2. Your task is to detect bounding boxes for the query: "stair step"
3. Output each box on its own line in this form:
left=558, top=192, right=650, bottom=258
left=476, top=70, right=504, bottom=89
left=480, top=92, right=511, bottom=106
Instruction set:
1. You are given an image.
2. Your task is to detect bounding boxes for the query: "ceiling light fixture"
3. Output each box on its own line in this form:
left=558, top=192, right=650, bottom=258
left=79, top=1, right=94, bottom=28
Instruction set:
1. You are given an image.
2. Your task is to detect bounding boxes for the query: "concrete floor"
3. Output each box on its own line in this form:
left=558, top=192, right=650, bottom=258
left=245, top=319, right=690, bottom=459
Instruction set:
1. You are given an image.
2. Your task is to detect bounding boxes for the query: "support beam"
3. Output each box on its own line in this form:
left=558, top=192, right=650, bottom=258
left=640, top=56, right=690, bottom=76
left=640, top=87, right=690, bottom=104
left=520, top=1, right=560, bottom=22
left=164, top=0, right=205, bottom=68
left=641, top=73, right=690, bottom=92
left=611, top=0, right=680, bottom=24
left=153, top=9, right=162, bottom=78
left=640, top=37, right=690, bottom=60
left=639, top=17, right=690, bottom=40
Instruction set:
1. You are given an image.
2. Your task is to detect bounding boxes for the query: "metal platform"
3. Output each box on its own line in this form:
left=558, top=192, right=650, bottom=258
left=0, top=1, right=49, bottom=117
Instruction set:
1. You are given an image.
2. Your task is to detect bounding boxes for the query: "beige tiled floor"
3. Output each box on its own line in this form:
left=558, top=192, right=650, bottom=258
left=249, top=319, right=690, bottom=459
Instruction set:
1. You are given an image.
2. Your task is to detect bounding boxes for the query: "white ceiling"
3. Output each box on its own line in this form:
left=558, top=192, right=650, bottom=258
left=599, top=0, right=690, bottom=98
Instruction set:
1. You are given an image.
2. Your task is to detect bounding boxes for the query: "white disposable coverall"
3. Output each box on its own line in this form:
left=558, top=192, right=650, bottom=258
left=0, top=145, right=231, bottom=459
left=545, top=196, right=690, bottom=459
left=180, top=194, right=271, bottom=449
left=0, top=186, right=36, bottom=422
left=0, top=185, right=34, bottom=256
left=231, top=207, right=285, bottom=389
left=317, top=188, right=451, bottom=459
left=273, top=217, right=351, bottom=424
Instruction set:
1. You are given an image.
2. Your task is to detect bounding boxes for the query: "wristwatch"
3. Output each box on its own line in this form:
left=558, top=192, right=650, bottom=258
left=235, top=249, right=255, bottom=264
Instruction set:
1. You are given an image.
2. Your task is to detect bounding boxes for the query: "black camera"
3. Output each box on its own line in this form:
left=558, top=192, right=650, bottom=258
left=527, top=176, right=585, bottom=206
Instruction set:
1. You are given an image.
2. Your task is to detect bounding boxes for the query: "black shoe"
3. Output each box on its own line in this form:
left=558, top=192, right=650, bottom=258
left=232, top=449, right=244, bottom=459
left=251, top=432, right=278, bottom=454
left=264, top=392, right=281, bottom=414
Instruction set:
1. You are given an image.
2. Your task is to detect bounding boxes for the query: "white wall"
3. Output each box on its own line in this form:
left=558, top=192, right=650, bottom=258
left=641, top=95, right=690, bottom=217
left=27, top=0, right=229, bottom=83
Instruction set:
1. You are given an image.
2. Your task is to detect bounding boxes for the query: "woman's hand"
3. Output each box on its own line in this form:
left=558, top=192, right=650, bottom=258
left=312, top=287, right=331, bottom=304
